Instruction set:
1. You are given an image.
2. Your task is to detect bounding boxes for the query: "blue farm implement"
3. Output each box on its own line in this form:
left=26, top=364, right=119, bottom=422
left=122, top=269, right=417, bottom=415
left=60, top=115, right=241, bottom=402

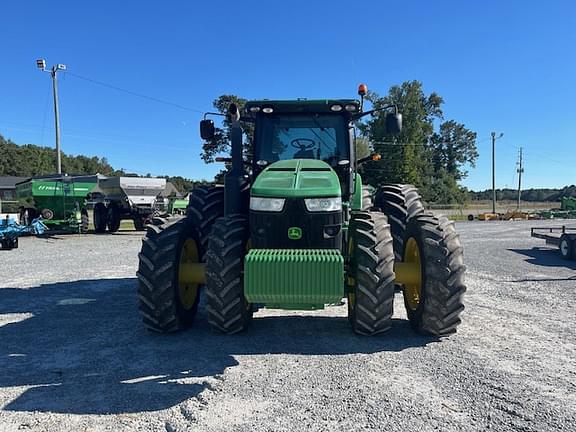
left=0, top=217, right=47, bottom=250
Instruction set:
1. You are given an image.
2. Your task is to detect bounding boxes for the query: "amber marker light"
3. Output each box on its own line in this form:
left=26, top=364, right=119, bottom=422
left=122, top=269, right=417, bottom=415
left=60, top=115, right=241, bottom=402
left=358, top=83, right=368, bottom=96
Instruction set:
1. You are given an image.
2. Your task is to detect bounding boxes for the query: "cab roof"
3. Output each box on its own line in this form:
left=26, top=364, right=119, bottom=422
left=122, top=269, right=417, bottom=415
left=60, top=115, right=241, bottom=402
left=244, top=99, right=360, bottom=115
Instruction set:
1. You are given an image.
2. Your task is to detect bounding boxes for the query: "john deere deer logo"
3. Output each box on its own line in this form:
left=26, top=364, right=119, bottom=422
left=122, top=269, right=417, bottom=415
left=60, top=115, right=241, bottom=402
left=288, top=227, right=302, bottom=240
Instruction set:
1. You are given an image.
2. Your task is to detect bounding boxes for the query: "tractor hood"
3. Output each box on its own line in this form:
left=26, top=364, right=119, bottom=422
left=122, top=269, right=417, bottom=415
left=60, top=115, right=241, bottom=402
left=251, top=159, right=341, bottom=198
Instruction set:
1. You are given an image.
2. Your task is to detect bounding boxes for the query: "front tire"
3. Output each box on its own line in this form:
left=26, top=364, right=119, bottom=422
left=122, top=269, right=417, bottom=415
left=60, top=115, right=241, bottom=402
left=205, top=215, right=252, bottom=334
left=402, top=214, right=466, bottom=336
left=137, top=216, right=204, bottom=332
left=347, top=211, right=396, bottom=335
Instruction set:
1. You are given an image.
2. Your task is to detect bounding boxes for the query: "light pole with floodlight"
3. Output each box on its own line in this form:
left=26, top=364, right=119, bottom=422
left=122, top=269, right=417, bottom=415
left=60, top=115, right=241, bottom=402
left=491, top=131, right=504, bottom=214
left=36, top=59, right=67, bottom=174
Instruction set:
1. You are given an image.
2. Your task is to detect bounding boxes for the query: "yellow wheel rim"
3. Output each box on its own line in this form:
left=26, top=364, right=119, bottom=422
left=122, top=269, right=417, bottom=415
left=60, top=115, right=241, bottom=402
left=403, top=237, right=422, bottom=311
left=178, top=238, right=199, bottom=310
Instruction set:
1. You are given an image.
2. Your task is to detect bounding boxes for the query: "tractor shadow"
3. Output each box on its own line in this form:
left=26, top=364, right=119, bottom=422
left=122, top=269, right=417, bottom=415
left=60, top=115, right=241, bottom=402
left=508, top=247, right=576, bottom=270
left=0, top=278, right=435, bottom=415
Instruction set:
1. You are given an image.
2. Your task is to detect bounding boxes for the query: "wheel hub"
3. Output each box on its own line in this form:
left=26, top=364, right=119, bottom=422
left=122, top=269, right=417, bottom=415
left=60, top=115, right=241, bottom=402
left=561, top=240, right=569, bottom=256
left=402, top=237, right=423, bottom=311
left=178, top=239, right=200, bottom=309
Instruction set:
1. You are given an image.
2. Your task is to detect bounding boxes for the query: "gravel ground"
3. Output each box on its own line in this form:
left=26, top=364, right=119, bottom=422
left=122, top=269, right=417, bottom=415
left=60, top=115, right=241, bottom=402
left=1, top=221, right=575, bottom=431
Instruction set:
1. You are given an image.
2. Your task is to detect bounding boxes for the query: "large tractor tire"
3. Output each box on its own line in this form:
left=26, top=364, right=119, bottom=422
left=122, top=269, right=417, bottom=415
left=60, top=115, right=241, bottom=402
left=374, top=184, right=425, bottom=260
left=205, top=215, right=252, bottom=334
left=137, top=216, right=204, bottom=332
left=93, top=203, right=108, bottom=233
left=187, top=185, right=225, bottom=250
left=401, top=213, right=466, bottom=336
left=362, top=185, right=373, bottom=210
left=107, top=203, right=121, bottom=233
left=347, top=211, right=396, bottom=335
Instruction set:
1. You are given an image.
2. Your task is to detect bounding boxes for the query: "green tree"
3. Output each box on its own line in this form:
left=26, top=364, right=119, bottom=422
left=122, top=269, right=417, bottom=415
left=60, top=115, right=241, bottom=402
left=362, top=81, right=444, bottom=187
left=200, top=95, right=253, bottom=163
left=355, top=136, right=372, bottom=160
left=430, top=120, right=478, bottom=180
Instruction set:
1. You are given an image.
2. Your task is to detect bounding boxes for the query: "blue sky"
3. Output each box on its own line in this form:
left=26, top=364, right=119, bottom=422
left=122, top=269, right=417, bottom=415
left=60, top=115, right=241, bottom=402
left=1, top=1, right=574, bottom=190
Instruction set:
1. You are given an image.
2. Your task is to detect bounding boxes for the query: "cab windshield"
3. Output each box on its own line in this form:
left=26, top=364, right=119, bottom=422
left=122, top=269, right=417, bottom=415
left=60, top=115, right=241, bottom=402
left=254, top=114, right=349, bottom=166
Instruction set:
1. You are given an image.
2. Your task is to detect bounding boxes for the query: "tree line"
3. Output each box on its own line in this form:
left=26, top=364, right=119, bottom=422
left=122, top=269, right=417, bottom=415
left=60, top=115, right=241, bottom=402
left=0, top=134, right=200, bottom=194
left=471, top=187, right=576, bottom=203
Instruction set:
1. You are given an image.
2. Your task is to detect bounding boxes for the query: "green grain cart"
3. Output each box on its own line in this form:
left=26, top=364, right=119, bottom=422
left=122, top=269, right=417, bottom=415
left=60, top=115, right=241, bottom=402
left=16, top=175, right=97, bottom=233
left=137, top=85, right=466, bottom=336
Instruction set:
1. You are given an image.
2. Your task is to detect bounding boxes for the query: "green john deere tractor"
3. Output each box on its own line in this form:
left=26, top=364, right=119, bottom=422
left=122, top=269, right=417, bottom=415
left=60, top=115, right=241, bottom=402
left=137, top=85, right=466, bottom=336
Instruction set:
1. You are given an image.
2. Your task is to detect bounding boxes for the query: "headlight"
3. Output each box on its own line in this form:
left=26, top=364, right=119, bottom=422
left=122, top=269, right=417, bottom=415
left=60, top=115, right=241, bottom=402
left=304, top=197, right=342, bottom=212
left=250, top=197, right=285, bottom=212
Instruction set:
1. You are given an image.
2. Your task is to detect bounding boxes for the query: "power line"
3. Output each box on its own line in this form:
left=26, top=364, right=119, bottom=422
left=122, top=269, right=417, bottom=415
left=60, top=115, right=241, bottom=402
left=65, top=71, right=206, bottom=114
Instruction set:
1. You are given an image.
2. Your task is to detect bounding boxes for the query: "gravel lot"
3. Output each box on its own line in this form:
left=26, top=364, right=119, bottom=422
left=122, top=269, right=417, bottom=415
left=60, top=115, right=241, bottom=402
left=1, top=221, right=575, bottom=431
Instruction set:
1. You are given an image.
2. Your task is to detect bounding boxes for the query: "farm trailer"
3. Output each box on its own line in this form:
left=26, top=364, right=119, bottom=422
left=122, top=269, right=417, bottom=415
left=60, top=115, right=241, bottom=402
left=531, top=226, right=576, bottom=260
left=15, top=175, right=98, bottom=233
left=90, top=177, right=167, bottom=232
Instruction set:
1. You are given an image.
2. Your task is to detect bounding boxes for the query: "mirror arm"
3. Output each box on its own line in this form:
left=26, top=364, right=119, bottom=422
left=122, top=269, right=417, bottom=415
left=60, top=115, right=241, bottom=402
left=203, top=111, right=226, bottom=120
left=202, top=112, right=254, bottom=123
left=352, top=104, right=398, bottom=121
left=357, top=153, right=382, bottom=165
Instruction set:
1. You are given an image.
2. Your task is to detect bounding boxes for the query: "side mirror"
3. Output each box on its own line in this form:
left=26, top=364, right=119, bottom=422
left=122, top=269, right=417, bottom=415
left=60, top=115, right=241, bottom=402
left=200, top=119, right=215, bottom=140
left=385, top=113, right=402, bottom=135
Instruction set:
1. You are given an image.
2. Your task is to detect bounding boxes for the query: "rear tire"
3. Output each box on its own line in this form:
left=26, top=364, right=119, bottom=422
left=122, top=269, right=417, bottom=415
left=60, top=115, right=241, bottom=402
left=347, top=211, right=395, bottom=335
left=559, top=234, right=573, bottom=260
left=93, top=203, right=108, bottom=233
left=374, top=184, right=425, bottom=260
left=137, top=216, right=203, bottom=332
left=205, top=215, right=252, bottom=334
left=134, top=218, right=146, bottom=231
left=187, top=185, right=225, bottom=250
left=402, top=214, right=466, bottom=336
left=107, top=203, right=121, bottom=233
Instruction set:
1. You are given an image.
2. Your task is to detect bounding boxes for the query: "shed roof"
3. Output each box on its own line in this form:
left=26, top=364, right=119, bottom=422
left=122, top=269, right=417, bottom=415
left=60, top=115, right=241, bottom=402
left=0, top=176, right=28, bottom=189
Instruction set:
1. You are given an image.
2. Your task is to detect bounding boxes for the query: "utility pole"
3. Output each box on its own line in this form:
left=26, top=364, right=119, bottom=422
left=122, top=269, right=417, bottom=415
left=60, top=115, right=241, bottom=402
left=36, top=59, right=67, bottom=174
left=491, top=132, right=504, bottom=214
left=517, top=147, right=524, bottom=210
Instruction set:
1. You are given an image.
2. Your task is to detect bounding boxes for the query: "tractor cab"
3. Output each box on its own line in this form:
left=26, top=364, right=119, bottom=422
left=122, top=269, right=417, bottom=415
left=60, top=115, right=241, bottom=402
left=245, top=99, right=358, bottom=202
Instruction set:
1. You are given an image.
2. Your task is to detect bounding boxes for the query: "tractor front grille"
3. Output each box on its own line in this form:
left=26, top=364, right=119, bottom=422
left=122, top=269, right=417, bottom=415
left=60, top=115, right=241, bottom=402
left=250, top=198, right=342, bottom=249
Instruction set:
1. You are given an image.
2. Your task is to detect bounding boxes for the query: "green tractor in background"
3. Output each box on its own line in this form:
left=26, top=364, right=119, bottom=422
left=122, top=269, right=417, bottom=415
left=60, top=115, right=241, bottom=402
left=137, top=85, right=466, bottom=336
